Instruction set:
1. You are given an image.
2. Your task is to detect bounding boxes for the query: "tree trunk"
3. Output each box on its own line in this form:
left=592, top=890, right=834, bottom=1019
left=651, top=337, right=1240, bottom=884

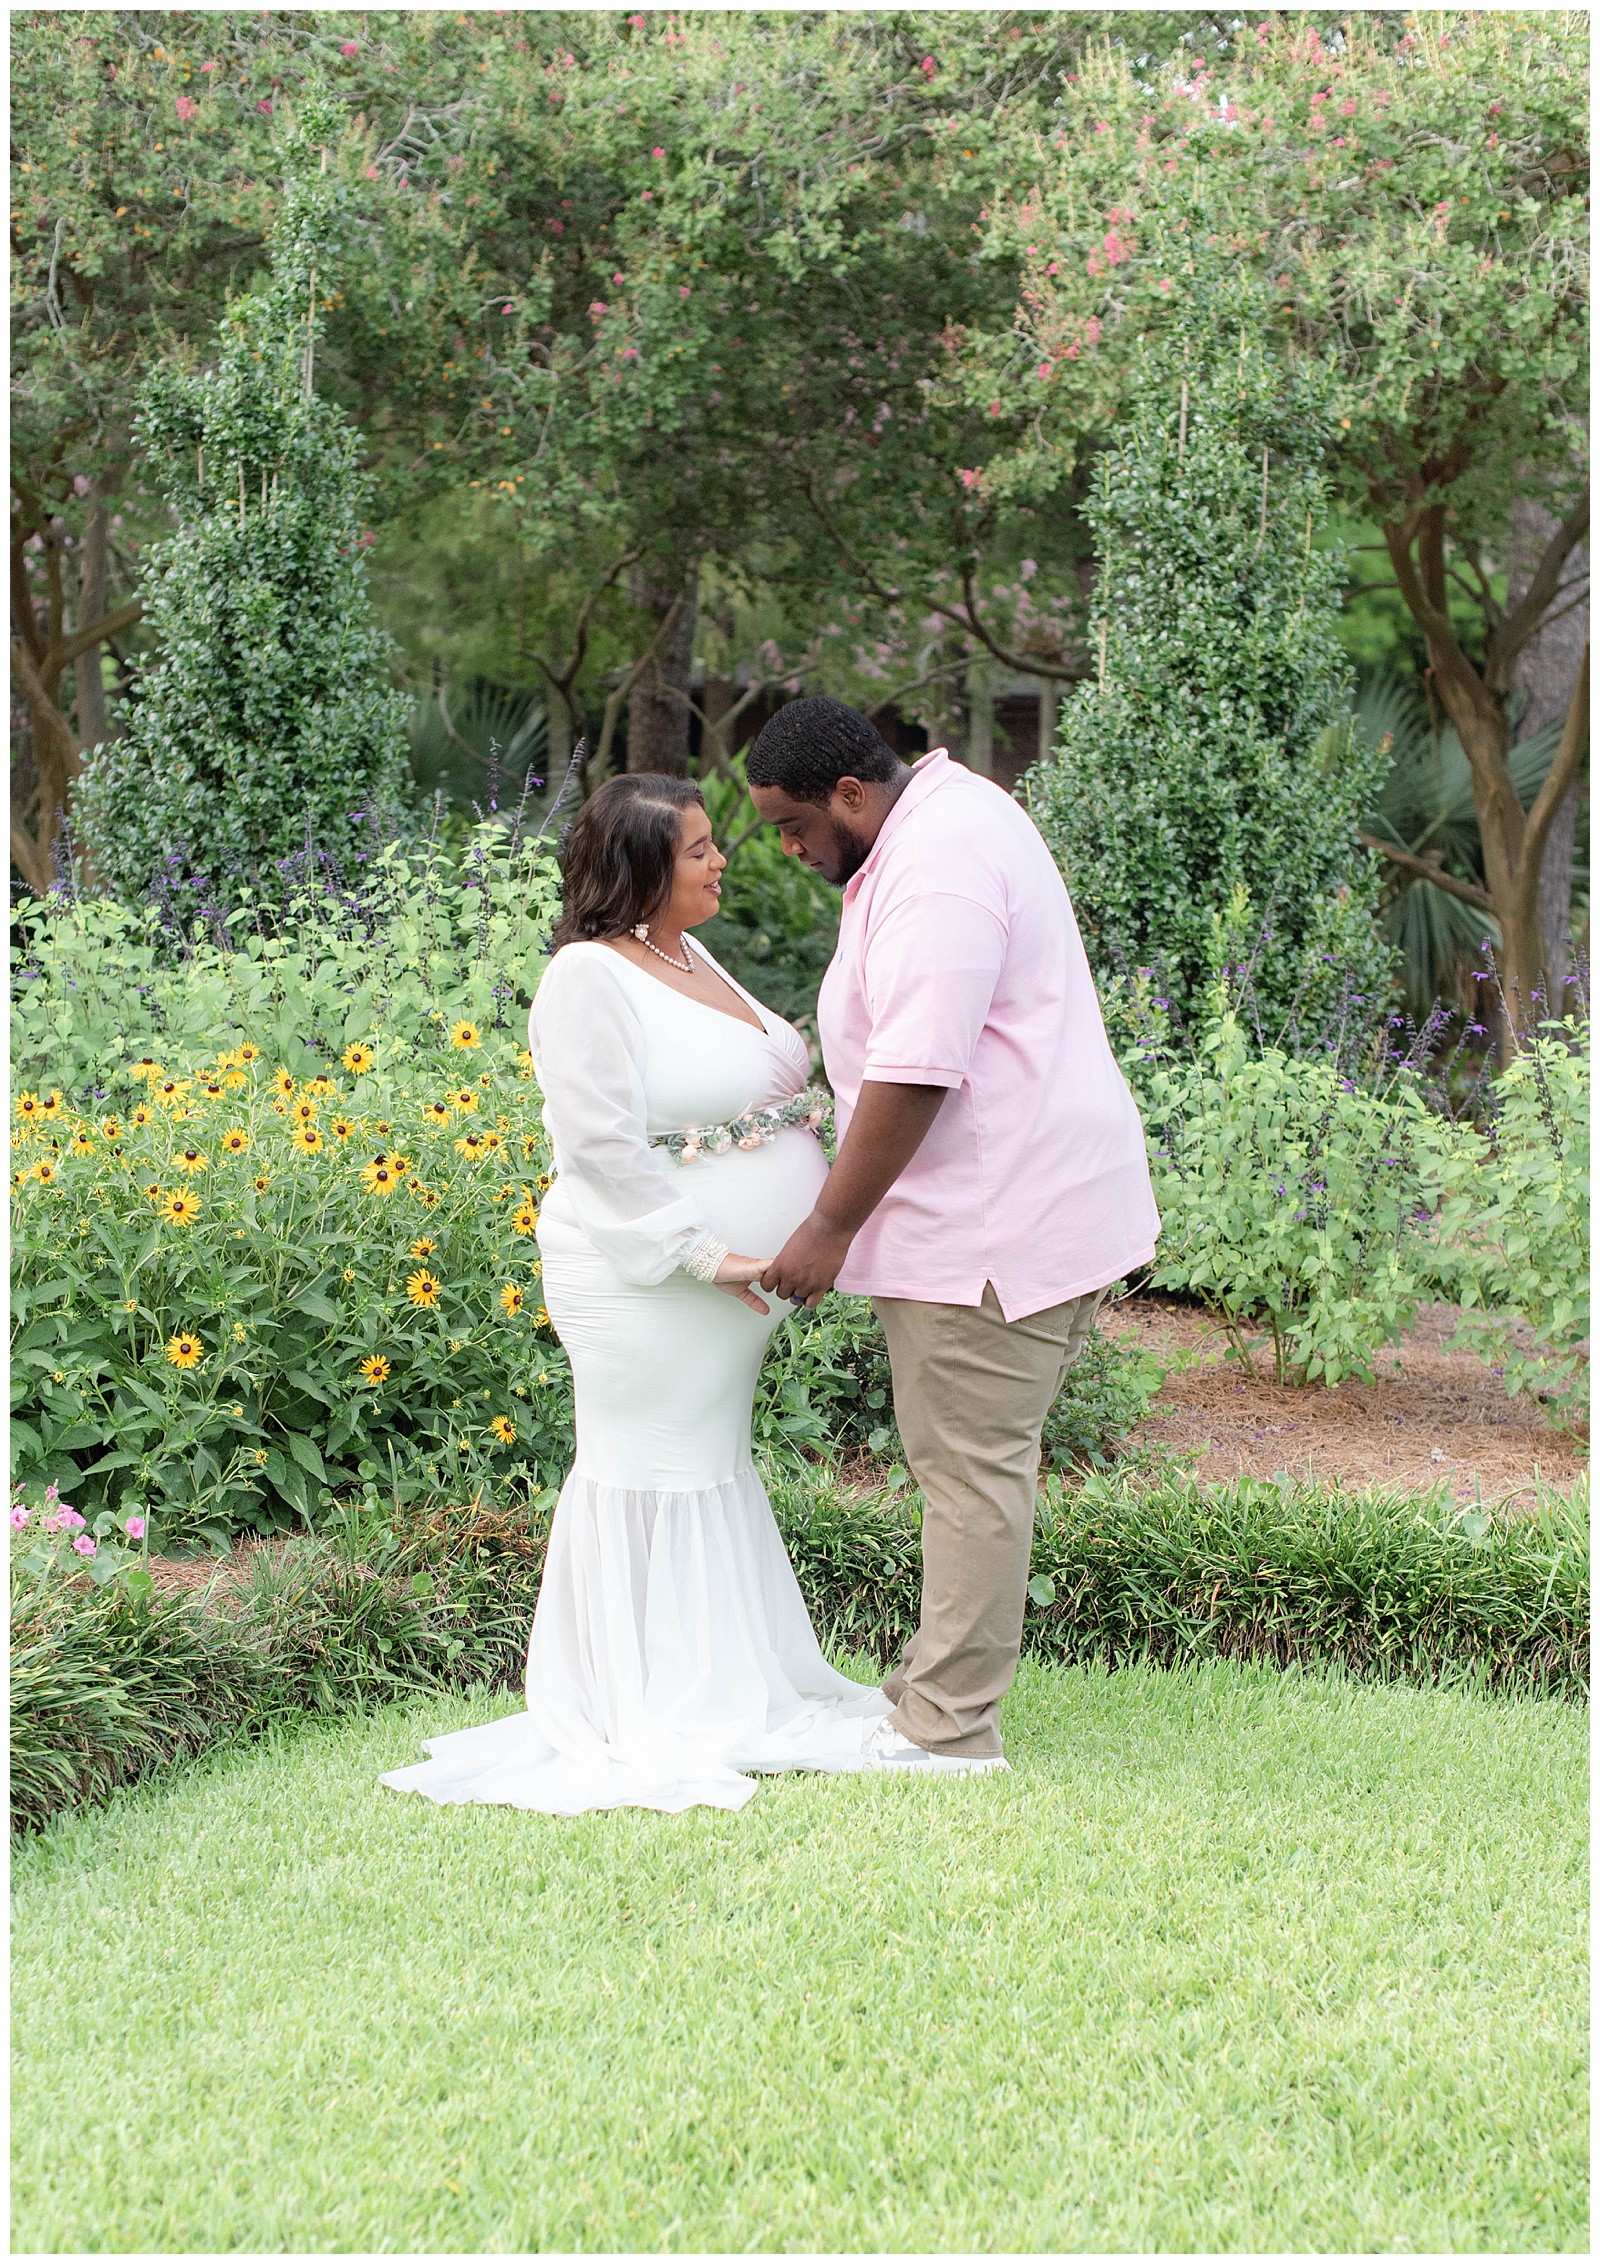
left=74, top=498, right=112, bottom=755
left=1507, top=492, right=1588, bottom=1011
left=965, top=660, right=994, bottom=777
left=701, top=676, right=736, bottom=776
left=1036, top=676, right=1059, bottom=769
left=626, top=560, right=698, bottom=776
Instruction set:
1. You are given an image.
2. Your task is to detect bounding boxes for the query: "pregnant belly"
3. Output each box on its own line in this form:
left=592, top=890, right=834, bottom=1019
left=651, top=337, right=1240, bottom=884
left=672, top=1124, right=828, bottom=1261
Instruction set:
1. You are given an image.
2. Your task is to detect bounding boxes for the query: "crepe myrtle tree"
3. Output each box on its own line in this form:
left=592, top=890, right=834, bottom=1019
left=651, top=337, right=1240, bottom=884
left=953, top=9, right=1589, bottom=1041
left=78, top=87, right=411, bottom=906
left=1028, top=258, right=1392, bottom=1037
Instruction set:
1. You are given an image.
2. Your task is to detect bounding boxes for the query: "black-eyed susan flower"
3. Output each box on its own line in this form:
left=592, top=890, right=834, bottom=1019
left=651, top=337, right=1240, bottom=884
left=415, top=1185, right=440, bottom=1208
left=200, top=1080, right=226, bottom=1102
left=387, top=1151, right=412, bottom=1178
left=482, top=1131, right=504, bottom=1154
left=411, top=1237, right=436, bottom=1260
left=224, top=1068, right=249, bottom=1090
left=521, top=1134, right=542, bottom=1161
left=489, top=1414, right=517, bottom=1445
left=12, top=1165, right=33, bottom=1189
left=291, top=1098, right=318, bottom=1126
left=358, top=1354, right=391, bottom=1386
left=534, top=1306, right=552, bottom=1329
left=292, top=1126, right=324, bottom=1156
left=127, top=1059, right=164, bottom=1082
left=33, top=1159, right=59, bottom=1186
left=375, top=1120, right=392, bottom=1137
left=330, top=1116, right=354, bottom=1141
left=174, top=1146, right=208, bottom=1173
left=343, top=1042, right=374, bottom=1075
left=166, top=1330, right=204, bottom=1370
left=449, top=1088, right=478, bottom=1114
left=253, top=1173, right=271, bottom=1193
left=100, top=1118, right=123, bottom=1141
left=235, top=1043, right=261, bottom=1065
left=160, top=1187, right=202, bottom=1227
left=69, top=1128, right=95, bottom=1156
left=153, top=1079, right=189, bottom=1107
left=515, top=1048, right=535, bottom=1078
left=499, top=1282, right=525, bottom=1316
left=16, top=1092, right=42, bottom=1121
left=512, top=1200, right=538, bottom=1235
left=271, top=1068, right=295, bottom=1096
left=537, top=1172, right=553, bottom=1193
left=405, top=1267, right=441, bottom=1309
left=454, top=1133, right=486, bottom=1161
left=422, top=1100, right=452, bottom=1127
left=449, top=1021, right=480, bottom=1051
left=221, top=1128, right=250, bottom=1156
left=130, top=1104, right=155, bottom=1129
left=362, top=1158, right=402, bottom=1197
left=306, top=1076, right=338, bottom=1098
left=38, top=1090, right=65, bottom=1118
left=122, top=1298, right=139, bottom=1313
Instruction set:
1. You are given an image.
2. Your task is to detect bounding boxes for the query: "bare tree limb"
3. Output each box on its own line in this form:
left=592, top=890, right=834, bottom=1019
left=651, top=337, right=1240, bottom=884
left=1488, top=487, right=1590, bottom=687
left=1357, top=831, right=1495, bottom=910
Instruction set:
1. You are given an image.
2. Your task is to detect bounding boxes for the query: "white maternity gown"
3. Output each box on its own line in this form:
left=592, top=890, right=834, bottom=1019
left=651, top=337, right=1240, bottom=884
left=380, top=934, right=890, bottom=1816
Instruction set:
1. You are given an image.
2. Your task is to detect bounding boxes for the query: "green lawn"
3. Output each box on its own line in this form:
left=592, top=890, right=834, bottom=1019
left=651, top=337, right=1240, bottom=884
left=10, top=1658, right=1587, bottom=2254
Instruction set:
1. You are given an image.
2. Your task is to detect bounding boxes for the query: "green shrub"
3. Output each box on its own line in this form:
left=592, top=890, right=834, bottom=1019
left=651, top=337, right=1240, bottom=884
left=78, top=88, right=413, bottom=905
left=1025, top=256, right=1392, bottom=1035
left=1142, top=1003, right=1453, bottom=1385
left=11, top=1014, right=572, bottom=1547
left=11, top=824, right=563, bottom=1102
left=1433, top=1021, right=1590, bottom=1411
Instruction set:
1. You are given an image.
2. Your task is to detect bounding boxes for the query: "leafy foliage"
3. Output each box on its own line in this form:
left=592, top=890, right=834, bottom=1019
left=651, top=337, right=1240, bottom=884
left=1027, top=268, right=1393, bottom=1031
left=10, top=1026, right=570, bottom=1548
left=1433, top=1023, right=1591, bottom=1412
left=77, top=87, right=413, bottom=903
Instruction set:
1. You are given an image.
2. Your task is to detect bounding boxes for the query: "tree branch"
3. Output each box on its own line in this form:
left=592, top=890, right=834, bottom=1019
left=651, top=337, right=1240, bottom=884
left=1356, top=832, right=1494, bottom=910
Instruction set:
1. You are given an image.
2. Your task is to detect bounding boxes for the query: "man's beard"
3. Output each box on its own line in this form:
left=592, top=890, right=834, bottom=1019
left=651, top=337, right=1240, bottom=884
left=824, top=820, right=872, bottom=888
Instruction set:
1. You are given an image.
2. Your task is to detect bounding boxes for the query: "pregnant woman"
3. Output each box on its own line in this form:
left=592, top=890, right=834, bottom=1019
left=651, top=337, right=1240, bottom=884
left=382, top=775, right=889, bottom=1816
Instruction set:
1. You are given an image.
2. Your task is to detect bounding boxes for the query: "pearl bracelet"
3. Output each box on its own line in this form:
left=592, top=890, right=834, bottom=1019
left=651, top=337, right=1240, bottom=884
left=680, top=1233, right=730, bottom=1284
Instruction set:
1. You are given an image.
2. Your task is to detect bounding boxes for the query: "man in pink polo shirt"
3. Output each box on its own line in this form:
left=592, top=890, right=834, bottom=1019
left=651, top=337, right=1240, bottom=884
left=749, top=697, right=1159, bottom=1777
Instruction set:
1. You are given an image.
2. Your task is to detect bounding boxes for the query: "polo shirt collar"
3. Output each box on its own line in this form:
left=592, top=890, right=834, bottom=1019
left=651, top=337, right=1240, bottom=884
left=842, top=749, right=953, bottom=902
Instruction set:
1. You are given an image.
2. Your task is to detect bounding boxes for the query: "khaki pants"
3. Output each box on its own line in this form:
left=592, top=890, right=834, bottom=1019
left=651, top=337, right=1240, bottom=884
left=872, top=1282, right=1107, bottom=1758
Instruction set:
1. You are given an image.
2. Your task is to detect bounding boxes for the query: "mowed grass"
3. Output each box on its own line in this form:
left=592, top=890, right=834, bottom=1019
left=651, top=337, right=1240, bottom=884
left=11, top=1658, right=1588, bottom=2254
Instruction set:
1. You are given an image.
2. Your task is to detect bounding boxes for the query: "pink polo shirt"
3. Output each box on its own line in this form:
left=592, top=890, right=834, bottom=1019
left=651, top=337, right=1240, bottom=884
left=818, top=750, right=1159, bottom=1319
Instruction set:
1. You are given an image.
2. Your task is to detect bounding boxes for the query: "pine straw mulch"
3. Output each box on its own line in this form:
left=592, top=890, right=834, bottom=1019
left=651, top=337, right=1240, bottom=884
left=1101, top=1293, right=1587, bottom=1508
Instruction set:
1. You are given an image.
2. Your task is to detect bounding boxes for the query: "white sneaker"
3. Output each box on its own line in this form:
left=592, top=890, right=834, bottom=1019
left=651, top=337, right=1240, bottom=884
left=861, top=1716, right=1011, bottom=1776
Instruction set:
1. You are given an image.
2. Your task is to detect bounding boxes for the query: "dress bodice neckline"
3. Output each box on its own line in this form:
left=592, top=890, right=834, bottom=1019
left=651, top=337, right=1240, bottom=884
left=596, top=935, right=777, bottom=1039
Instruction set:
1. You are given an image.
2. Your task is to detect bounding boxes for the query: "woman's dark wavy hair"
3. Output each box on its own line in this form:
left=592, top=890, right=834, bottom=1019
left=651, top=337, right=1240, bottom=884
left=549, top=773, right=705, bottom=954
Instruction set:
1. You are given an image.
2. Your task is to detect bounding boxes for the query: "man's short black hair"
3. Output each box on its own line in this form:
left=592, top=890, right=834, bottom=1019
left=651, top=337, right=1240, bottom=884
left=746, top=696, right=900, bottom=806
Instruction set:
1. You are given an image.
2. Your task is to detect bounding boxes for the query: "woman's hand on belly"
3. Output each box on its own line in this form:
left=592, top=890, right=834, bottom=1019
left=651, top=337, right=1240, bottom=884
left=713, top=1252, right=777, bottom=1315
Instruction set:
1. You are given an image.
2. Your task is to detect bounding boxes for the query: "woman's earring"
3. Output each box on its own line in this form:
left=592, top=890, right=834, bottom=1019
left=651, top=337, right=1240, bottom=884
left=633, top=923, right=650, bottom=943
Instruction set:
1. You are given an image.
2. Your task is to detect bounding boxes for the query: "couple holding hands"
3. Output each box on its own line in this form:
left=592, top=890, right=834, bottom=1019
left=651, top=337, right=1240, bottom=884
left=384, top=698, right=1158, bottom=1816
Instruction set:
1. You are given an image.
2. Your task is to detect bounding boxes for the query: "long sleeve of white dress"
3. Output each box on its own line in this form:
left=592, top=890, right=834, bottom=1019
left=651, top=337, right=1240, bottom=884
left=528, top=946, right=715, bottom=1286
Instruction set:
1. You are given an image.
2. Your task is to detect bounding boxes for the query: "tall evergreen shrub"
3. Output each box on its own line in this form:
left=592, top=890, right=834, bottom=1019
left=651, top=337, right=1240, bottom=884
left=1026, top=264, right=1392, bottom=1035
left=80, top=89, right=410, bottom=903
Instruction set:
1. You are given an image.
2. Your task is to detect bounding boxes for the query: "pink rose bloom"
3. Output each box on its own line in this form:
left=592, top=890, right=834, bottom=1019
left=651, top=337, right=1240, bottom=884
left=73, top=1535, right=97, bottom=1558
left=737, top=1134, right=763, bottom=1151
left=124, top=1516, right=147, bottom=1541
left=680, top=1143, right=701, bottom=1164
left=10, top=1507, right=29, bottom=1531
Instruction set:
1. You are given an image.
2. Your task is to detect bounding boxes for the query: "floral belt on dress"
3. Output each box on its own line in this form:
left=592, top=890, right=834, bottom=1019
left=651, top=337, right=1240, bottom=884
left=648, top=1085, right=830, bottom=1166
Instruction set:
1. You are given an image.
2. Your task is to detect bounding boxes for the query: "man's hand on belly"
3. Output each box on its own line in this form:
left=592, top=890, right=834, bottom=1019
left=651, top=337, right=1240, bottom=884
left=761, top=1080, right=948, bottom=1308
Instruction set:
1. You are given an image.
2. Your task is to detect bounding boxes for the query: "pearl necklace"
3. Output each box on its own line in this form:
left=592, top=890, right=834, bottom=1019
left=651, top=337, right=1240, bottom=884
left=632, top=922, right=694, bottom=974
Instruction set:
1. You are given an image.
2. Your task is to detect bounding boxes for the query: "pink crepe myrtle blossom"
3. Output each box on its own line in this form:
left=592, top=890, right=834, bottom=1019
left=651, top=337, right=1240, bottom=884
left=365, top=166, right=379, bottom=178
left=652, top=146, right=665, bottom=159
left=679, top=285, right=691, bottom=297
left=920, top=57, right=936, bottom=79
left=958, top=468, right=981, bottom=490
left=341, top=41, right=359, bottom=56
